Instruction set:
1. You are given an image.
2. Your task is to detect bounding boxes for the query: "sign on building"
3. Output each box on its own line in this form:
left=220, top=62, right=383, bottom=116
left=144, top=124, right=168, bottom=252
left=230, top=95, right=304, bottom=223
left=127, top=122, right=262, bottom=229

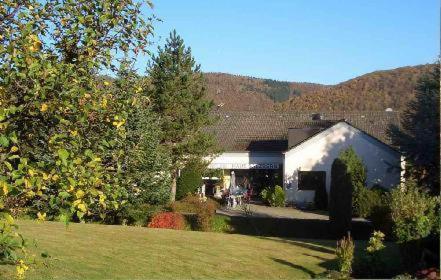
left=208, top=163, right=280, bottom=170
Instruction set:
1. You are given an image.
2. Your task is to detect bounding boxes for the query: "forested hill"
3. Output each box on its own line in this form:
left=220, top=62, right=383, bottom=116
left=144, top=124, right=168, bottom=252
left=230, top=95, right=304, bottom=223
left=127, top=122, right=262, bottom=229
left=204, top=64, right=436, bottom=112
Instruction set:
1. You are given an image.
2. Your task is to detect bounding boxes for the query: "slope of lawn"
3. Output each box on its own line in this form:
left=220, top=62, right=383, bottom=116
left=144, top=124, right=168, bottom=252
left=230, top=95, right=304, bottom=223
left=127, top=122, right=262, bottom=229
left=0, top=220, right=399, bottom=279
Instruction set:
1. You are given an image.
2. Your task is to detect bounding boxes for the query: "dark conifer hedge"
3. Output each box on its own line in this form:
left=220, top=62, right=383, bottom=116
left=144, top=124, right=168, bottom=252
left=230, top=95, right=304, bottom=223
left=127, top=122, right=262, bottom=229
left=329, top=156, right=353, bottom=238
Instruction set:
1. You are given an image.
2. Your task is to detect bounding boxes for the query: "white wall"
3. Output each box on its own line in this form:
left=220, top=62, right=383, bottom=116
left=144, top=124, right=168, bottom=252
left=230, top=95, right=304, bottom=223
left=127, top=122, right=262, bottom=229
left=283, top=122, right=401, bottom=205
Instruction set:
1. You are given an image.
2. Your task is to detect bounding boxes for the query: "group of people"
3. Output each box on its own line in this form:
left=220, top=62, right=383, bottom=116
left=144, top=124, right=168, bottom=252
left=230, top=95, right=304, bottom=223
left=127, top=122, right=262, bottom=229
left=223, top=173, right=253, bottom=208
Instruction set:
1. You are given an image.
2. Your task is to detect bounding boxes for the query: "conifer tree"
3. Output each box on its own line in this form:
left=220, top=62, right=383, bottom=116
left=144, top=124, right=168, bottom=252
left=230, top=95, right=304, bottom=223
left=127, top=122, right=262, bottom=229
left=388, top=64, right=440, bottom=193
left=148, top=30, right=216, bottom=201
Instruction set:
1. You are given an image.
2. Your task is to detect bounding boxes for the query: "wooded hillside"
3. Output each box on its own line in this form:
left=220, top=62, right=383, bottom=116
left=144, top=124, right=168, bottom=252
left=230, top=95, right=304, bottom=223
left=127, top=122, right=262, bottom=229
left=204, top=64, right=436, bottom=112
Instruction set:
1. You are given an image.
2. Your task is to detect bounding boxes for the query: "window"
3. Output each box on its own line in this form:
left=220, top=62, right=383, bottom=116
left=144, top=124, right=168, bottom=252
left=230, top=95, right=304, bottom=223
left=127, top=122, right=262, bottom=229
left=298, top=171, right=326, bottom=191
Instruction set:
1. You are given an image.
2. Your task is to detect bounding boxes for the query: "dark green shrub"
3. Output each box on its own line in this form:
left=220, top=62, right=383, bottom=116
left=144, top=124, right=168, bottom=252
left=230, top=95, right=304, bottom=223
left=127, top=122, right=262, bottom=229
left=368, top=194, right=393, bottom=237
left=364, top=231, right=387, bottom=277
left=260, top=185, right=285, bottom=207
left=120, top=204, right=164, bottom=226
left=337, top=147, right=367, bottom=217
left=353, top=231, right=395, bottom=278
left=356, top=187, right=385, bottom=218
left=260, top=187, right=272, bottom=204
left=176, top=161, right=204, bottom=200
left=329, top=156, right=353, bottom=238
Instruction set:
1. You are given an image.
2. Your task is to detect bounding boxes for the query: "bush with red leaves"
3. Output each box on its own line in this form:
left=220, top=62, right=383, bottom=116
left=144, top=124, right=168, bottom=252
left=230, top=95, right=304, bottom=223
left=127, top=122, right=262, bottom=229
left=147, top=212, right=185, bottom=230
left=416, top=268, right=440, bottom=280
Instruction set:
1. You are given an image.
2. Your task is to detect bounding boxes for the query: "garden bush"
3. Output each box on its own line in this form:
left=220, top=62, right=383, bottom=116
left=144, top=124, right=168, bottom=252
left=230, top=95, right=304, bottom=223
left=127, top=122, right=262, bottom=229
left=389, top=179, right=439, bottom=270
left=355, top=185, right=389, bottom=218
left=273, top=186, right=285, bottom=207
left=260, top=185, right=285, bottom=207
left=169, top=195, right=220, bottom=231
left=368, top=194, right=393, bottom=237
left=362, top=231, right=387, bottom=277
left=329, top=156, right=353, bottom=238
left=147, top=212, right=186, bottom=230
left=390, top=179, right=438, bottom=243
left=336, top=148, right=367, bottom=217
left=176, top=161, right=204, bottom=200
left=335, top=234, right=354, bottom=276
left=120, top=204, right=165, bottom=226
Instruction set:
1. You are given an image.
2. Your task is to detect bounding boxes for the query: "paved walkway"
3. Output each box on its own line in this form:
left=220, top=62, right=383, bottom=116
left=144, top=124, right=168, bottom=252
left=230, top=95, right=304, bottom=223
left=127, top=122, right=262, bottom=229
left=217, top=204, right=368, bottom=222
left=217, top=204, right=329, bottom=220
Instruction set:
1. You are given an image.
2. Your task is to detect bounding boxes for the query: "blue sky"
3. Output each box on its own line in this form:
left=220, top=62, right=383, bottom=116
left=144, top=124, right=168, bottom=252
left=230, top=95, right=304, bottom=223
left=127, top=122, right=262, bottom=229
left=137, top=0, right=439, bottom=85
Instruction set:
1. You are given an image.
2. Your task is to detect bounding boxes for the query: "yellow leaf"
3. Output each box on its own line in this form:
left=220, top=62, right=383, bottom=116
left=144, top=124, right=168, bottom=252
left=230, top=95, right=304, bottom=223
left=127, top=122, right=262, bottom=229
left=24, top=178, right=31, bottom=188
left=2, top=181, right=8, bottom=195
left=40, top=103, right=48, bottom=112
left=76, top=189, right=85, bottom=199
left=37, top=212, right=46, bottom=221
left=26, top=190, right=35, bottom=198
left=73, top=199, right=82, bottom=207
left=52, top=174, right=59, bottom=181
left=70, top=130, right=78, bottom=137
left=77, top=203, right=87, bottom=212
left=4, top=213, right=14, bottom=224
left=101, top=98, right=108, bottom=108
left=28, top=169, right=36, bottom=177
left=104, top=81, right=110, bottom=86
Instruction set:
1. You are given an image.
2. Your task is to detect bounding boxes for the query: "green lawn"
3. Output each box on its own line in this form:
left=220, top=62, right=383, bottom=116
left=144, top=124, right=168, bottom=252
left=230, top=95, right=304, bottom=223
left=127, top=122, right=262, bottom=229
left=0, top=220, right=399, bottom=279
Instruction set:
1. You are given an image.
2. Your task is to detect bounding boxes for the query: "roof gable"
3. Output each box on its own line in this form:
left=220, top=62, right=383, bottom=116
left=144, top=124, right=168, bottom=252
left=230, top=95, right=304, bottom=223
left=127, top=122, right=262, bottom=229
left=285, top=121, right=400, bottom=154
left=205, top=111, right=400, bottom=152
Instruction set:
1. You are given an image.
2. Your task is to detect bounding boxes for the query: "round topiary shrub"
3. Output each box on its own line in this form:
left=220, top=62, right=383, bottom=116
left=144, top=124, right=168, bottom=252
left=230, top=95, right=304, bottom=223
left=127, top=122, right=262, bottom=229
left=147, top=212, right=185, bottom=230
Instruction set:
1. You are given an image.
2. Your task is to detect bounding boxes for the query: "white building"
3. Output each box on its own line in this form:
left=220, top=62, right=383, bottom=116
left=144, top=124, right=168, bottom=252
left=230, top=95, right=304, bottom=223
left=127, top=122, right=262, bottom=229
left=206, top=111, right=402, bottom=207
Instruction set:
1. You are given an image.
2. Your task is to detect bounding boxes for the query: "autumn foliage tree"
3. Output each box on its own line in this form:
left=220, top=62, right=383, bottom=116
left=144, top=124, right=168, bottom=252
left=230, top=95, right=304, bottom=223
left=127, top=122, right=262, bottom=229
left=0, top=0, right=156, bottom=224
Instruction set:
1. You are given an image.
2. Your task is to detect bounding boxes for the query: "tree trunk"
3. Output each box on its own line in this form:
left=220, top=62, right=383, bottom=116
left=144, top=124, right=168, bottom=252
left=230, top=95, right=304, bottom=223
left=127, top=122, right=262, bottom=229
left=170, top=170, right=177, bottom=202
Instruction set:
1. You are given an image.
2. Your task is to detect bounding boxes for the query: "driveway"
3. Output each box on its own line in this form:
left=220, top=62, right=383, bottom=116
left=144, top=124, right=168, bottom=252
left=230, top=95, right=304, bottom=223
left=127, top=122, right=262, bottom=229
left=217, top=204, right=329, bottom=220
left=217, top=204, right=368, bottom=222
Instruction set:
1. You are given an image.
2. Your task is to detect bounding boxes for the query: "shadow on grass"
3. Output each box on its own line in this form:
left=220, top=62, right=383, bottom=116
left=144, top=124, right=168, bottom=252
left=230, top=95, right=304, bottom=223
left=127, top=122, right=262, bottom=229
left=223, top=214, right=373, bottom=240
left=258, top=237, right=335, bottom=254
left=271, top=258, right=316, bottom=278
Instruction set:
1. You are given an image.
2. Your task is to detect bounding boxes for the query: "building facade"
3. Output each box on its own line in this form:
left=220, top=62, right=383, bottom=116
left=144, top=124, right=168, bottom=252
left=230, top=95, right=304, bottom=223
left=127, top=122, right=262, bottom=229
left=205, top=111, right=402, bottom=206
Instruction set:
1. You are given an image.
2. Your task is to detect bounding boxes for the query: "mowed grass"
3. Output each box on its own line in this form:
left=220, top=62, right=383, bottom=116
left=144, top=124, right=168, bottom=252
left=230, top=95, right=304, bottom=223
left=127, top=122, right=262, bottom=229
left=0, top=220, right=399, bottom=279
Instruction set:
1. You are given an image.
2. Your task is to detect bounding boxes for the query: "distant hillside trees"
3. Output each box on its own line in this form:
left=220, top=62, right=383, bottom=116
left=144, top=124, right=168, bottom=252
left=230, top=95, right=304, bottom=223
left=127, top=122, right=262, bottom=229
left=204, top=64, right=435, bottom=112
left=388, top=64, right=440, bottom=193
left=147, top=30, right=217, bottom=201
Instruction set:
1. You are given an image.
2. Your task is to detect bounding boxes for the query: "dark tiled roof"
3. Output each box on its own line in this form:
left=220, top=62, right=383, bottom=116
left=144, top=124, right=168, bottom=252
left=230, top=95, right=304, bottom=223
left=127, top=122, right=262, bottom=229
left=206, top=111, right=400, bottom=152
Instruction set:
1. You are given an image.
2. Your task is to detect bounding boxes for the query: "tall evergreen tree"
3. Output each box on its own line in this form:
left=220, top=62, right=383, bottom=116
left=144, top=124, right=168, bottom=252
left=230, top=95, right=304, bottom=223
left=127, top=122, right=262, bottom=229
left=148, top=30, right=216, bottom=201
left=388, top=64, right=440, bottom=193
